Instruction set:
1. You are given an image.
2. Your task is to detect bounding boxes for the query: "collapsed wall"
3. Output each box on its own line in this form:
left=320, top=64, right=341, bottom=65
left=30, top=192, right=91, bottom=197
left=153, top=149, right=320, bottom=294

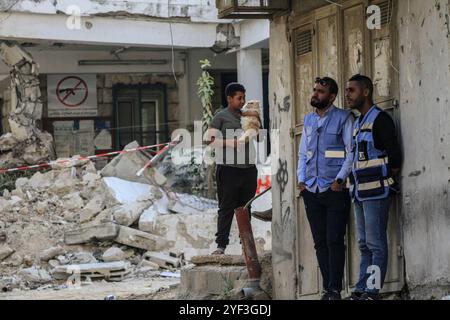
left=0, top=42, right=55, bottom=168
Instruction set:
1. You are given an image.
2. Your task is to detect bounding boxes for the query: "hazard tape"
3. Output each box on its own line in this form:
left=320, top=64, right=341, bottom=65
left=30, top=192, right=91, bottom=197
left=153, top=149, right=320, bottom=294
left=0, top=142, right=170, bottom=174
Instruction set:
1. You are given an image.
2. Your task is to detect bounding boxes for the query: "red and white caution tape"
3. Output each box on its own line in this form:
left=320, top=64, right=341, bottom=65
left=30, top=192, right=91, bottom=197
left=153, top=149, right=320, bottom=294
left=0, top=142, right=170, bottom=174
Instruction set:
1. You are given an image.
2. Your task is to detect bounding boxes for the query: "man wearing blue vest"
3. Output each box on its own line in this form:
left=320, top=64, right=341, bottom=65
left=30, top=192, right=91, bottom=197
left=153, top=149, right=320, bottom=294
left=297, top=77, right=354, bottom=300
left=345, top=74, right=402, bottom=300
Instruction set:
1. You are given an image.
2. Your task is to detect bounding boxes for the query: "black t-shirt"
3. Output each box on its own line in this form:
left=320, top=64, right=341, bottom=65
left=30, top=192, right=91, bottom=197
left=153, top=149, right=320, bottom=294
left=359, top=111, right=402, bottom=169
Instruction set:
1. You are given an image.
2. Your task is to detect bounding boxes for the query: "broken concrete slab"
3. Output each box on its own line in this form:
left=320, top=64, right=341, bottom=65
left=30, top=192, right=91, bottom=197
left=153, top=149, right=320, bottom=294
left=0, top=245, right=14, bottom=261
left=102, top=176, right=162, bottom=204
left=138, top=193, right=170, bottom=233
left=64, top=222, right=120, bottom=245
left=79, top=194, right=105, bottom=223
left=102, top=247, right=126, bottom=262
left=19, top=267, right=52, bottom=283
left=70, top=252, right=98, bottom=264
left=62, top=192, right=84, bottom=212
left=52, top=261, right=131, bottom=281
left=100, top=141, right=152, bottom=184
left=190, top=255, right=246, bottom=266
left=115, top=226, right=169, bottom=251
left=143, top=252, right=182, bottom=269
left=139, top=259, right=160, bottom=270
left=113, top=201, right=151, bottom=227
left=39, top=246, right=65, bottom=262
left=178, top=265, right=246, bottom=299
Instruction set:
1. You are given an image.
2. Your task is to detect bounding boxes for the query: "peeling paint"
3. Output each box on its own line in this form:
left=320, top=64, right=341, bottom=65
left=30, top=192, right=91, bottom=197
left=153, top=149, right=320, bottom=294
left=373, top=38, right=391, bottom=97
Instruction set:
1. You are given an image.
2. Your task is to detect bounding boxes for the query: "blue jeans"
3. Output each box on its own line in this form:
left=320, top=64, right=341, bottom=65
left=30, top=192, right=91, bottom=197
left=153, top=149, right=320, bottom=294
left=354, top=197, right=390, bottom=294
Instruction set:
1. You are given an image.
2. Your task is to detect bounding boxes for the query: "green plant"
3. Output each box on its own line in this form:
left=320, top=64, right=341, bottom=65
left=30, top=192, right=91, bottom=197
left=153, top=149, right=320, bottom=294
left=197, top=59, right=215, bottom=136
left=219, top=274, right=236, bottom=299
left=0, top=170, right=36, bottom=193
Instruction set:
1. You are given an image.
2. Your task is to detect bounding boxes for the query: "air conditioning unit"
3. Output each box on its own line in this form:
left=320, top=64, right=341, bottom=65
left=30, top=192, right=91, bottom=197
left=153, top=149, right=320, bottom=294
left=216, top=0, right=290, bottom=19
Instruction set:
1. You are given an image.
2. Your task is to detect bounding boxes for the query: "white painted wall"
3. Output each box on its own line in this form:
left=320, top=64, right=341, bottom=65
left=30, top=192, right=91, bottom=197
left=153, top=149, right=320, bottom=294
left=237, top=48, right=263, bottom=105
left=0, top=48, right=185, bottom=75
left=397, top=0, right=450, bottom=298
left=0, top=12, right=218, bottom=48
left=4, top=0, right=223, bottom=23
left=239, top=19, right=270, bottom=49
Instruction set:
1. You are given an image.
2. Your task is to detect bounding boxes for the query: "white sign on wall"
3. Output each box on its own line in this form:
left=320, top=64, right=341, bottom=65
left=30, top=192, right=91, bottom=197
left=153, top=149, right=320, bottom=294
left=47, top=74, right=97, bottom=117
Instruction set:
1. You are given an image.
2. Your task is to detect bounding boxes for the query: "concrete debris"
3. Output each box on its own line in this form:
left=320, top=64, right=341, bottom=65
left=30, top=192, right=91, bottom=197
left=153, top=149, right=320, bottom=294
left=39, top=246, right=65, bottom=262
left=100, top=141, right=153, bottom=184
left=0, top=143, right=271, bottom=297
left=64, top=222, right=120, bottom=245
left=19, top=267, right=52, bottom=283
left=52, top=261, right=131, bottom=281
left=102, top=247, right=126, bottom=262
left=113, top=201, right=152, bottom=227
left=115, top=226, right=168, bottom=251
left=70, top=252, right=98, bottom=264
left=0, top=245, right=15, bottom=261
left=143, top=252, right=184, bottom=269
left=79, top=195, right=105, bottom=223
left=139, top=259, right=160, bottom=270
left=190, top=255, right=246, bottom=266
left=0, top=42, right=55, bottom=168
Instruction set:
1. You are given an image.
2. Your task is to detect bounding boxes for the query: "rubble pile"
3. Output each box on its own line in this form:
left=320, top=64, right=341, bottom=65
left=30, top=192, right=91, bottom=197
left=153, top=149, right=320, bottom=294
left=0, top=146, right=219, bottom=294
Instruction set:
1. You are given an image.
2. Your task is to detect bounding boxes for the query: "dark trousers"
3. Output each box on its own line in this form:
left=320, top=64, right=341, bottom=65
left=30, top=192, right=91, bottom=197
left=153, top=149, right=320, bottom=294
left=302, top=189, right=350, bottom=292
left=215, top=165, right=257, bottom=249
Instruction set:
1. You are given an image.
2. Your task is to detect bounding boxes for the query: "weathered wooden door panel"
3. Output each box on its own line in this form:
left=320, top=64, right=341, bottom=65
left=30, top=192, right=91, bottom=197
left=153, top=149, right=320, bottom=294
left=292, top=0, right=404, bottom=299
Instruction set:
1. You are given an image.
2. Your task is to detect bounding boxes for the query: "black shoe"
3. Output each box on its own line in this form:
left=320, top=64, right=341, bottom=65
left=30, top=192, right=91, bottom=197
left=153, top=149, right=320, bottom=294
left=345, top=292, right=364, bottom=300
left=360, top=292, right=381, bottom=300
left=321, top=290, right=341, bottom=300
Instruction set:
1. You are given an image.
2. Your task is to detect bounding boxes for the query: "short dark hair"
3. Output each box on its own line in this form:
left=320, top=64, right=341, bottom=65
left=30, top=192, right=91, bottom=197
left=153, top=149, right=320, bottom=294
left=315, top=77, right=339, bottom=95
left=349, top=74, right=374, bottom=100
left=225, top=82, right=246, bottom=97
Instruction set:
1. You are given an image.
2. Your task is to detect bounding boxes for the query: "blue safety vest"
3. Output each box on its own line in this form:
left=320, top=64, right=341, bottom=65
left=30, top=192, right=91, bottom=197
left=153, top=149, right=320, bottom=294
left=350, top=105, right=394, bottom=201
left=304, top=106, right=352, bottom=190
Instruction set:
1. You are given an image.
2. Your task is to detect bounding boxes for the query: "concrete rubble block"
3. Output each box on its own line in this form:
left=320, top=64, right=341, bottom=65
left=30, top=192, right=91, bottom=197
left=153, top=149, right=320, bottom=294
left=62, top=192, right=84, bottom=211
left=8, top=118, right=32, bottom=142
left=79, top=194, right=105, bottom=223
left=0, top=198, right=11, bottom=212
left=190, top=255, right=246, bottom=266
left=15, top=177, right=29, bottom=189
left=113, top=201, right=151, bottom=227
left=102, top=247, right=126, bottom=262
left=139, top=259, right=160, bottom=270
left=64, top=222, right=120, bottom=245
left=19, top=267, right=53, bottom=283
left=179, top=265, right=246, bottom=299
left=35, top=200, right=48, bottom=215
left=143, top=251, right=182, bottom=269
left=0, top=133, right=18, bottom=152
left=138, top=204, right=159, bottom=233
left=50, top=172, right=78, bottom=194
left=115, top=226, right=168, bottom=251
left=70, top=252, right=98, bottom=264
left=86, top=208, right=114, bottom=227
left=51, top=261, right=131, bottom=281
left=28, top=171, right=51, bottom=190
left=82, top=172, right=101, bottom=184
left=0, top=245, right=15, bottom=261
left=39, top=246, right=65, bottom=262
left=100, top=141, right=152, bottom=184
left=8, top=195, right=23, bottom=207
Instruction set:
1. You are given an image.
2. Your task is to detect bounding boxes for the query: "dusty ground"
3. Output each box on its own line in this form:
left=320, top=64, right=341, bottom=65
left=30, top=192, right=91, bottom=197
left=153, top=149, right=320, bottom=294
left=0, top=277, right=180, bottom=300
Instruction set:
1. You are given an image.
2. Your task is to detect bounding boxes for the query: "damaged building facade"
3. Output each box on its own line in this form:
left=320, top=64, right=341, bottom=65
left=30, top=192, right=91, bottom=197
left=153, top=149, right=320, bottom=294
left=216, top=0, right=450, bottom=299
left=0, top=0, right=270, bottom=167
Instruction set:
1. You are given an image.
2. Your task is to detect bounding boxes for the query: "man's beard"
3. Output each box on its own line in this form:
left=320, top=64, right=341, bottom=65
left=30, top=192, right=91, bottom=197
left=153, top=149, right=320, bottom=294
left=348, top=96, right=365, bottom=110
left=310, top=98, right=330, bottom=110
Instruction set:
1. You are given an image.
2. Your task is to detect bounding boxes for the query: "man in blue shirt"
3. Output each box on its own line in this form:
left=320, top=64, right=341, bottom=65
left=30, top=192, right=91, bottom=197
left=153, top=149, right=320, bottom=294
left=297, top=77, right=354, bottom=300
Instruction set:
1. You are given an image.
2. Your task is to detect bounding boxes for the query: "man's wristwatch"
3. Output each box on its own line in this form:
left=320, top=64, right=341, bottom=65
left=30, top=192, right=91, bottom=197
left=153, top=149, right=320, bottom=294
left=336, top=178, right=344, bottom=185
